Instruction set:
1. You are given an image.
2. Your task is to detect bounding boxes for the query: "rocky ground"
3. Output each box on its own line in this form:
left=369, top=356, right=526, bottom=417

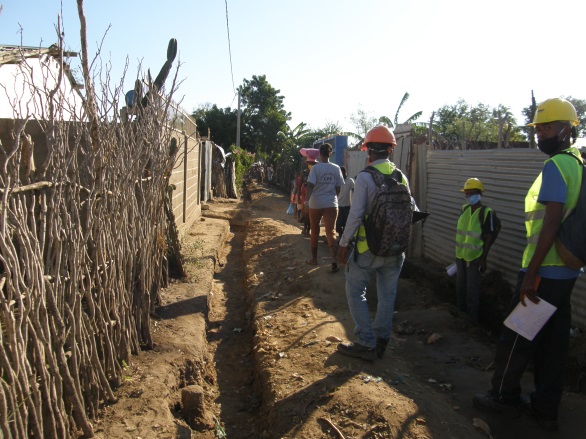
left=93, top=181, right=586, bottom=439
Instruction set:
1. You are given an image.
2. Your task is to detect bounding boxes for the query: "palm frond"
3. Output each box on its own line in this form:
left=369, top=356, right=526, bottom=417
left=378, top=116, right=393, bottom=128
left=403, top=111, right=423, bottom=125
left=394, top=92, right=410, bottom=126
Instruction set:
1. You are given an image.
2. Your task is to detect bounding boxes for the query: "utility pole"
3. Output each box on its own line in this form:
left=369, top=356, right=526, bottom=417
left=497, top=110, right=504, bottom=149
left=428, top=112, right=434, bottom=148
left=236, top=88, right=241, bottom=147
left=529, top=90, right=537, bottom=149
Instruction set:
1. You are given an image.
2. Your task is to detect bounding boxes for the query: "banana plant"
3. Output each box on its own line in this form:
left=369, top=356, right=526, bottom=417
left=379, top=92, right=423, bottom=128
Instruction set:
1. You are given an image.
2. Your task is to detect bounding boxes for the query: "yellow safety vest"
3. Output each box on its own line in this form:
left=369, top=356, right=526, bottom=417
left=522, top=147, right=582, bottom=268
left=455, top=205, right=490, bottom=262
left=355, top=162, right=408, bottom=254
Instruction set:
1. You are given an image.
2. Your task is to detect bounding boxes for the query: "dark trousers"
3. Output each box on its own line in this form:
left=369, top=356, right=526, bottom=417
left=456, top=258, right=481, bottom=322
left=336, top=205, right=351, bottom=236
left=490, top=271, right=576, bottom=418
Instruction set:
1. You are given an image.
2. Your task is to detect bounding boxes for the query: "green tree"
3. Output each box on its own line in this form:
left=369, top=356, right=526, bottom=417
left=348, top=93, right=423, bottom=146
left=348, top=109, right=378, bottom=143
left=277, top=122, right=312, bottom=149
left=192, top=103, right=237, bottom=148
left=273, top=122, right=312, bottom=166
left=230, top=145, right=257, bottom=189
left=239, top=75, right=291, bottom=154
left=309, top=121, right=345, bottom=145
left=433, top=100, right=524, bottom=145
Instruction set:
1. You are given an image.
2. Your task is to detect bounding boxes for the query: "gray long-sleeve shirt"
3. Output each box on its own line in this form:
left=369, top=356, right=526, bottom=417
left=339, top=159, right=411, bottom=248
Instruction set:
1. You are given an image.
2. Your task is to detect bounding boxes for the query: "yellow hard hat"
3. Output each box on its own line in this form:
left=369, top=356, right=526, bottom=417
left=528, top=98, right=579, bottom=127
left=461, top=178, right=484, bottom=192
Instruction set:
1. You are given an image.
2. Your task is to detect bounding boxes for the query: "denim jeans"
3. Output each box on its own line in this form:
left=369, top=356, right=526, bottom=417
left=344, top=249, right=405, bottom=348
left=456, top=258, right=481, bottom=322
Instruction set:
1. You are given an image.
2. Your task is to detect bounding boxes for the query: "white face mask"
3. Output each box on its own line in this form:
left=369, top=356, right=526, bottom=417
left=466, top=194, right=481, bottom=205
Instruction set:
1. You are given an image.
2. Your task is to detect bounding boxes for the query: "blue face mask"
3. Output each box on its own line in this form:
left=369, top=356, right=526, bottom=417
left=466, top=194, right=481, bottom=205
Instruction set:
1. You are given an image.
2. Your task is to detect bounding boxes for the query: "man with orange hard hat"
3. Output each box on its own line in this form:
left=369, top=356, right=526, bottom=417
left=337, top=125, right=412, bottom=361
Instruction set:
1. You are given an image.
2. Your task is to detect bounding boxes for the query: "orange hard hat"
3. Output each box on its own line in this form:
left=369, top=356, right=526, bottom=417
left=361, top=126, right=397, bottom=151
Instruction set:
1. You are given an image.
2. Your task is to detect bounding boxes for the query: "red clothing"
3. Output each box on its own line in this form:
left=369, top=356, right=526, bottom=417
left=300, top=186, right=307, bottom=204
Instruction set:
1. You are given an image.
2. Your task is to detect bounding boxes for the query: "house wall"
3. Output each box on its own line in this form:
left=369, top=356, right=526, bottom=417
left=0, top=117, right=203, bottom=233
left=0, top=55, right=85, bottom=120
left=168, top=128, right=201, bottom=234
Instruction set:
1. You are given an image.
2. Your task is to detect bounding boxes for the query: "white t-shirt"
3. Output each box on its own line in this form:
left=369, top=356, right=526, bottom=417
left=307, top=162, right=344, bottom=209
left=338, top=177, right=355, bottom=207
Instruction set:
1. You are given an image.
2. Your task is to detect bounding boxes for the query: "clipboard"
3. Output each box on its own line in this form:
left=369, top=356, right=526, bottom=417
left=503, top=298, right=557, bottom=341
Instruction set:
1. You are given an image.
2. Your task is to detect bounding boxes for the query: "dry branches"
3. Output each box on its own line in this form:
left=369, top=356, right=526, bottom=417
left=0, top=13, right=182, bottom=438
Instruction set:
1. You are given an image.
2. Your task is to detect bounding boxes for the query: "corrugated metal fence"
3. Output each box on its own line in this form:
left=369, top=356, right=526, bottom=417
left=421, top=147, right=586, bottom=328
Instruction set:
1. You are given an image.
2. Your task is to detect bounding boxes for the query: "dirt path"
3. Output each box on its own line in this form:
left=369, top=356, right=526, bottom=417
left=95, top=183, right=586, bottom=439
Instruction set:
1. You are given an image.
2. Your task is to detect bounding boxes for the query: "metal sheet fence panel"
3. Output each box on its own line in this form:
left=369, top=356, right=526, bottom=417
left=422, top=148, right=586, bottom=328
left=346, top=150, right=368, bottom=179
left=201, top=141, right=212, bottom=202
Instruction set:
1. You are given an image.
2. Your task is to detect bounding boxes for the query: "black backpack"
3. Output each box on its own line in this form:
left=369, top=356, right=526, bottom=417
left=361, top=166, right=413, bottom=256
left=555, top=151, right=586, bottom=269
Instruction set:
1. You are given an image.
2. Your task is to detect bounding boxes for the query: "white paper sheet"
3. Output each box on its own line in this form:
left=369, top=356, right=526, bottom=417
left=503, top=298, right=557, bottom=341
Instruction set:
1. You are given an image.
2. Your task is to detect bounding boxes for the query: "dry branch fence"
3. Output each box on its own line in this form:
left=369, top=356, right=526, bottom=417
left=0, top=42, right=181, bottom=438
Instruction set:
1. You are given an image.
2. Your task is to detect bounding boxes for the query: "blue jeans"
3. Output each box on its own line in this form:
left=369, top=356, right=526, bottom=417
left=344, top=249, right=405, bottom=348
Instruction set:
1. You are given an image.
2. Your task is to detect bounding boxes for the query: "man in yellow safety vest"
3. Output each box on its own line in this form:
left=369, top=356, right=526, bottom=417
left=455, top=178, right=500, bottom=322
left=474, top=98, right=583, bottom=432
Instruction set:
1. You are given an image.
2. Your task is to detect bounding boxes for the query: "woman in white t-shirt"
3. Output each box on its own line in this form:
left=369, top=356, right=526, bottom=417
left=304, top=143, right=344, bottom=272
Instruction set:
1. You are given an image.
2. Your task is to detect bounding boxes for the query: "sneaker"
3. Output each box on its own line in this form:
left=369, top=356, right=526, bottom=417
left=337, top=342, right=376, bottom=361
left=376, top=338, right=389, bottom=359
left=521, top=396, right=559, bottom=431
left=473, top=393, right=521, bottom=418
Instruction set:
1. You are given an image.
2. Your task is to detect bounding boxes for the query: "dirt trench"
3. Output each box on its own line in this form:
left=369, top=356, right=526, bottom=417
left=202, top=182, right=586, bottom=439
left=204, top=209, right=262, bottom=437
left=93, top=182, right=586, bottom=439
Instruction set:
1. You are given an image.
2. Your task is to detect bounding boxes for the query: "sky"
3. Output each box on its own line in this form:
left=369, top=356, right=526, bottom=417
left=2, top=0, right=586, bottom=134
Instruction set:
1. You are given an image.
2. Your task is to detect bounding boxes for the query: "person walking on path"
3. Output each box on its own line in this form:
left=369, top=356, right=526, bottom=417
left=336, top=126, right=412, bottom=361
left=305, top=143, right=344, bottom=272
left=336, top=166, right=355, bottom=239
left=455, top=177, right=500, bottom=322
left=298, top=159, right=314, bottom=236
left=473, top=98, right=583, bottom=432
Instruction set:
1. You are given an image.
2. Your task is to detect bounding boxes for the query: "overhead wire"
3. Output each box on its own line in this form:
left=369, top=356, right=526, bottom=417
left=224, top=0, right=236, bottom=95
